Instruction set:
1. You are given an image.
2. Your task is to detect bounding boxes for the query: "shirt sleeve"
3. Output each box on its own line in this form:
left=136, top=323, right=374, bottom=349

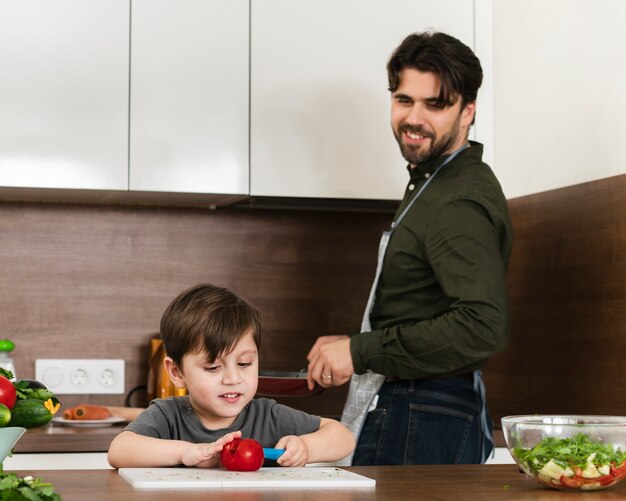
left=124, top=400, right=172, bottom=439
left=350, top=198, right=510, bottom=379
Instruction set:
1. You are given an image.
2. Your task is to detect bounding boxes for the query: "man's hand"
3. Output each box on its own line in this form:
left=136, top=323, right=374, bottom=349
left=306, top=335, right=353, bottom=390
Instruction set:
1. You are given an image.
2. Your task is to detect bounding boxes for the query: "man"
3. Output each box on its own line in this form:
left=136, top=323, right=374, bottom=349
left=306, top=31, right=513, bottom=465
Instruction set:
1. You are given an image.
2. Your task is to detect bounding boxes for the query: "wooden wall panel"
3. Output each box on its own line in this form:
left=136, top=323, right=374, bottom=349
left=484, top=173, right=626, bottom=423
left=0, top=201, right=391, bottom=417
left=4, top=172, right=624, bottom=426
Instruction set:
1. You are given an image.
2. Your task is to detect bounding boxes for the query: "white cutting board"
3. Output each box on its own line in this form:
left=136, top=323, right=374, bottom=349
left=119, top=467, right=376, bottom=489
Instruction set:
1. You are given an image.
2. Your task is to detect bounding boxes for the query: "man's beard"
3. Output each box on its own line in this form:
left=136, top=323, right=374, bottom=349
left=394, top=114, right=462, bottom=166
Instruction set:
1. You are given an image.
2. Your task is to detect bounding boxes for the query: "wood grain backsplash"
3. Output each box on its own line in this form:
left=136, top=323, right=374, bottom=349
left=0, top=200, right=390, bottom=416
left=484, top=172, right=626, bottom=423
left=3, top=172, right=625, bottom=424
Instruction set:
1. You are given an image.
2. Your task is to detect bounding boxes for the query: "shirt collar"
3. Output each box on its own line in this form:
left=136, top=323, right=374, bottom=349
left=406, top=141, right=479, bottom=182
left=407, top=156, right=441, bottom=181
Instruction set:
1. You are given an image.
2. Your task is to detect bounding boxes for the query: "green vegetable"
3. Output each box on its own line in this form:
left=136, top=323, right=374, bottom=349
left=514, top=433, right=626, bottom=472
left=0, top=465, right=61, bottom=500
left=0, top=404, right=10, bottom=427
left=13, top=380, right=60, bottom=407
left=7, top=399, right=58, bottom=429
left=14, top=379, right=47, bottom=391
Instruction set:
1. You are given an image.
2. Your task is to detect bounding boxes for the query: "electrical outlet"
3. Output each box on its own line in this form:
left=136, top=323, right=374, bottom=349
left=35, top=359, right=125, bottom=395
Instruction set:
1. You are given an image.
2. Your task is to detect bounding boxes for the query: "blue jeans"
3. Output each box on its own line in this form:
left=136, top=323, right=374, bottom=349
left=352, top=376, right=492, bottom=465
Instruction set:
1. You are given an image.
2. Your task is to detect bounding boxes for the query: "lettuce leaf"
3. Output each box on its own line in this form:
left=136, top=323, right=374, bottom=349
left=514, top=433, right=626, bottom=471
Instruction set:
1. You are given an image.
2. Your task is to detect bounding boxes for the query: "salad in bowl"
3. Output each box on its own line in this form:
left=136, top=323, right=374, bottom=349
left=502, top=415, right=626, bottom=491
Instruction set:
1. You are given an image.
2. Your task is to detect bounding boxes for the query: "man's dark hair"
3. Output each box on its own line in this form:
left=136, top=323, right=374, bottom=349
left=160, top=283, right=262, bottom=368
left=387, top=31, right=483, bottom=109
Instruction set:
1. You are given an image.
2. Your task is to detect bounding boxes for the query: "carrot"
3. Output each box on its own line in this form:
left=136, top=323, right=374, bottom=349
left=73, top=404, right=111, bottom=420
left=62, top=407, right=77, bottom=420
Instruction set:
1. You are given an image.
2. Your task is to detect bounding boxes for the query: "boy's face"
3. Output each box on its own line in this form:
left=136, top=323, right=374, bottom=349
left=165, top=329, right=259, bottom=429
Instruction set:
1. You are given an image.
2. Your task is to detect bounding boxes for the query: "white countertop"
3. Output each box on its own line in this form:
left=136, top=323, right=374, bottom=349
left=3, top=448, right=514, bottom=471
left=4, top=452, right=112, bottom=470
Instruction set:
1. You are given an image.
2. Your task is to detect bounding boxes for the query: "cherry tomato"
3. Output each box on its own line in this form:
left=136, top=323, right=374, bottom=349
left=0, top=376, right=16, bottom=409
left=221, top=438, right=264, bottom=472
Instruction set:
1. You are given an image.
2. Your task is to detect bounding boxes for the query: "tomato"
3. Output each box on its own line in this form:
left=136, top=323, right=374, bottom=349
left=611, top=462, right=626, bottom=480
left=560, top=475, right=582, bottom=488
left=0, top=376, right=16, bottom=409
left=560, top=474, right=615, bottom=489
left=594, top=474, right=616, bottom=486
left=221, top=438, right=264, bottom=472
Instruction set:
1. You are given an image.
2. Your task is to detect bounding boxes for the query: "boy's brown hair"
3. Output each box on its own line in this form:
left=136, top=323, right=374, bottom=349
left=160, top=283, right=262, bottom=368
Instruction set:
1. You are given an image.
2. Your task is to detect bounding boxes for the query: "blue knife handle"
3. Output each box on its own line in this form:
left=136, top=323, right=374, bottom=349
left=263, top=448, right=285, bottom=460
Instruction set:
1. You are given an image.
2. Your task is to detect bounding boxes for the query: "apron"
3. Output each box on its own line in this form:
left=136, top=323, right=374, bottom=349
left=338, top=144, right=493, bottom=465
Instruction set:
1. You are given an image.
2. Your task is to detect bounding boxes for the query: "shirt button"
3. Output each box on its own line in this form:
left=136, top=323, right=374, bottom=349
left=408, top=184, right=415, bottom=191
left=425, top=173, right=430, bottom=179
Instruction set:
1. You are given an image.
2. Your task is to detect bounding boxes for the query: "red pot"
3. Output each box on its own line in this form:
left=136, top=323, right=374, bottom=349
left=256, top=371, right=324, bottom=397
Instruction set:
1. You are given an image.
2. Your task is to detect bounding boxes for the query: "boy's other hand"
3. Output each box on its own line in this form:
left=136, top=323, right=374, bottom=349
left=181, top=430, right=242, bottom=468
left=274, top=435, right=309, bottom=467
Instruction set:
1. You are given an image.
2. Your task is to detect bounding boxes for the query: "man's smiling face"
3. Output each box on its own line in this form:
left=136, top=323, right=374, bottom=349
left=390, top=68, right=475, bottom=167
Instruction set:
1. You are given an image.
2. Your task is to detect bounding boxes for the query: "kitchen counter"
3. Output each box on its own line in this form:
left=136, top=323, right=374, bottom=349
left=8, top=423, right=513, bottom=471
left=12, top=465, right=626, bottom=500
left=13, top=423, right=507, bottom=453
left=13, top=422, right=125, bottom=453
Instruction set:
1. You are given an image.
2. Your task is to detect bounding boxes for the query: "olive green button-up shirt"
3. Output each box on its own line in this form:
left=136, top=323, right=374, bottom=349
left=350, top=141, right=513, bottom=380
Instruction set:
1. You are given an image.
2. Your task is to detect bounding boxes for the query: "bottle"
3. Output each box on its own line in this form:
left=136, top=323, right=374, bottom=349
left=0, top=339, right=16, bottom=380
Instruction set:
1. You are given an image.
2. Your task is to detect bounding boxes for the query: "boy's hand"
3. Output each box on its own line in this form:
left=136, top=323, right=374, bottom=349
left=181, top=430, right=242, bottom=468
left=274, top=435, right=309, bottom=467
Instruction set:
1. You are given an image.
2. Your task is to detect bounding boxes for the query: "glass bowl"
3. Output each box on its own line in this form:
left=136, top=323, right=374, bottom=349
left=501, top=415, right=626, bottom=491
left=0, top=427, right=26, bottom=463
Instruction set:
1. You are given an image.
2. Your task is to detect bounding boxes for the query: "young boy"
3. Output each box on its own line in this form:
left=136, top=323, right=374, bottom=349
left=108, top=283, right=355, bottom=468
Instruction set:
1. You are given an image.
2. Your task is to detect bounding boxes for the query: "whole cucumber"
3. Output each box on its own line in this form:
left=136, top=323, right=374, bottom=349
left=8, top=398, right=56, bottom=428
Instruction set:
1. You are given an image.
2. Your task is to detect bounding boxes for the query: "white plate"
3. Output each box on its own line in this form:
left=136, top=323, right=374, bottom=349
left=52, top=416, right=127, bottom=427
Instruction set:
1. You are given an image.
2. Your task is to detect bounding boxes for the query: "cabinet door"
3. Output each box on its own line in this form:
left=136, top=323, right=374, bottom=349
left=0, top=0, right=129, bottom=190
left=251, top=0, right=474, bottom=200
left=130, top=0, right=249, bottom=195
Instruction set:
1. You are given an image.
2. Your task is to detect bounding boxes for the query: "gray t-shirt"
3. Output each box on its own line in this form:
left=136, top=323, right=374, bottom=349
left=125, top=396, right=321, bottom=449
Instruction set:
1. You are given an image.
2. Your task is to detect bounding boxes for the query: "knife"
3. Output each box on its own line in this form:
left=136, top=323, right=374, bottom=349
left=263, top=448, right=285, bottom=460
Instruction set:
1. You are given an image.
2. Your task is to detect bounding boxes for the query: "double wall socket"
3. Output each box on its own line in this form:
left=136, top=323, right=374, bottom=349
left=35, top=359, right=125, bottom=395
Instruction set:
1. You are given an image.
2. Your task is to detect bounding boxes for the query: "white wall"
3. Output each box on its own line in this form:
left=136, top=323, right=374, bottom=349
left=493, top=0, right=626, bottom=199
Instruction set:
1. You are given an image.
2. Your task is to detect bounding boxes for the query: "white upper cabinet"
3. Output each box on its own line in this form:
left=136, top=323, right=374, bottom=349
left=251, top=0, right=474, bottom=200
left=0, top=0, right=129, bottom=190
left=0, top=1, right=481, bottom=202
left=130, top=0, right=249, bottom=195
